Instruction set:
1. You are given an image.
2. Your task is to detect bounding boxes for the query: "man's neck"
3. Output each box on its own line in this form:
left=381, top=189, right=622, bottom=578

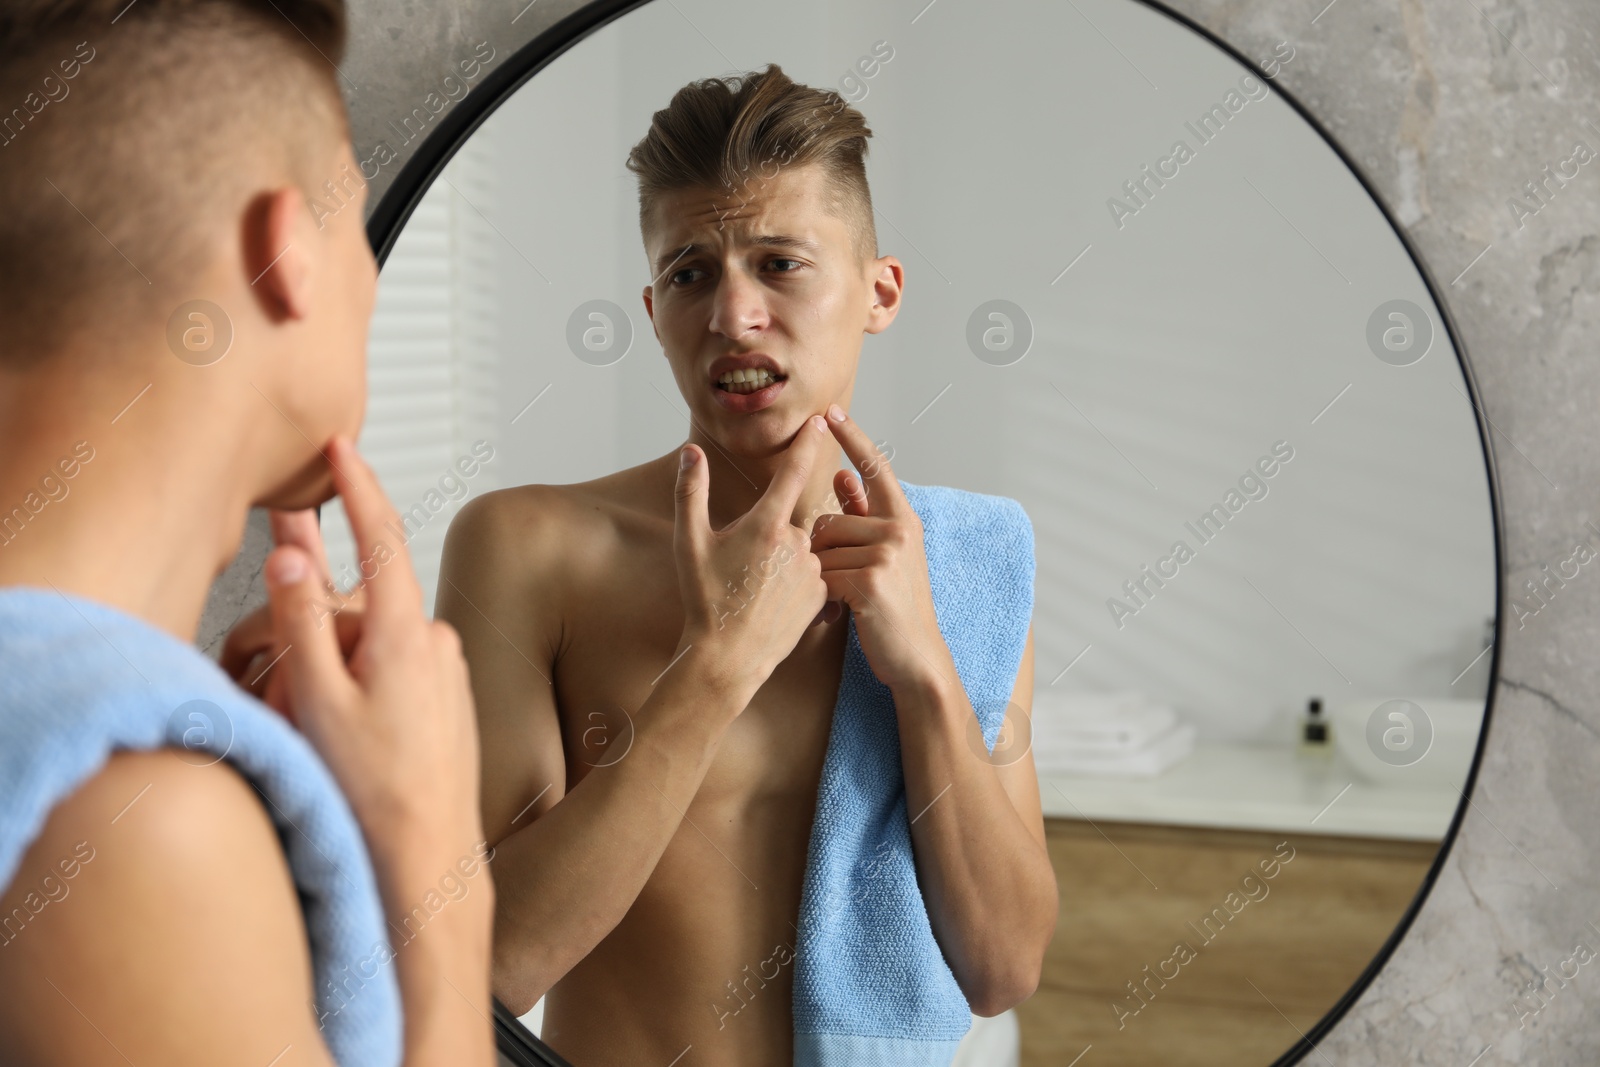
left=0, top=349, right=271, bottom=645
left=690, top=431, right=849, bottom=535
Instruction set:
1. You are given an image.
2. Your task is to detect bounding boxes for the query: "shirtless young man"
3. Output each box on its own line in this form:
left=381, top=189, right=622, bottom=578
left=438, top=66, right=1059, bottom=1065
left=0, top=3, right=495, bottom=1064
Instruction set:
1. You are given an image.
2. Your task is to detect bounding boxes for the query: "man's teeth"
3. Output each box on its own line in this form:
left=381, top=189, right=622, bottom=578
left=717, top=368, right=780, bottom=394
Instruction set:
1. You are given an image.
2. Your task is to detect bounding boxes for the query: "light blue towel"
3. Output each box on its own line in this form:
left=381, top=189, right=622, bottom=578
left=793, top=480, right=1036, bottom=1066
left=0, top=585, right=403, bottom=1067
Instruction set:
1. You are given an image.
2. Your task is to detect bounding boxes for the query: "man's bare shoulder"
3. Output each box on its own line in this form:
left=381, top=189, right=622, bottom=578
left=449, top=455, right=679, bottom=577
left=0, top=749, right=332, bottom=1065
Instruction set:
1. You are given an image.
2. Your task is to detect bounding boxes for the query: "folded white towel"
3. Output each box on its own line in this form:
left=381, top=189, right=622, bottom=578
left=1033, top=705, right=1177, bottom=754
left=1031, top=689, right=1150, bottom=722
left=951, top=1009, right=1019, bottom=1067
left=1031, top=689, right=1179, bottom=753
left=1034, top=722, right=1197, bottom=777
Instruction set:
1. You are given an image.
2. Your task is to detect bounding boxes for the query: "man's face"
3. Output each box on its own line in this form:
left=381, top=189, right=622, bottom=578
left=641, top=162, right=899, bottom=459
left=329, top=143, right=379, bottom=441
left=313, top=139, right=378, bottom=447
left=255, top=137, right=378, bottom=510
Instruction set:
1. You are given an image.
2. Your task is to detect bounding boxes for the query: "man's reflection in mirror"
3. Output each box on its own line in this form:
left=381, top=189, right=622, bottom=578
left=435, top=64, right=1055, bottom=1066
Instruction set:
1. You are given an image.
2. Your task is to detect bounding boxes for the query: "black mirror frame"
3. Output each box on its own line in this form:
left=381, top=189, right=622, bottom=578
left=362, top=2, right=1507, bottom=1063
left=493, top=997, right=577, bottom=1067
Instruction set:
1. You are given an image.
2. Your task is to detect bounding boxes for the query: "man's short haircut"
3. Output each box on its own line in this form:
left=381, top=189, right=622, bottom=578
left=625, top=63, right=878, bottom=267
left=0, top=0, right=349, bottom=367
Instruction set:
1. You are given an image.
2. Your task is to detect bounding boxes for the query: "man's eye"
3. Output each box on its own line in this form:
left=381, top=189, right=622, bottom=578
left=670, top=268, right=703, bottom=285
left=768, top=258, right=802, bottom=272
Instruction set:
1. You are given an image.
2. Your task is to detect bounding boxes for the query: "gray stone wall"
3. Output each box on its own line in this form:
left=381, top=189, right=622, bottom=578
left=1160, top=3, right=1599, bottom=1064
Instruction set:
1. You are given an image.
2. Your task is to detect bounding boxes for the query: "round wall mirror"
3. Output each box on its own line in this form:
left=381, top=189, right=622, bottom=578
left=340, top=0, right=1502, bottom=1064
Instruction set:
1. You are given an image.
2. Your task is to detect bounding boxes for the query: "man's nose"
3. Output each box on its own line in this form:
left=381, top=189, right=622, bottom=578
left=706, top=267, right=769, bottom=338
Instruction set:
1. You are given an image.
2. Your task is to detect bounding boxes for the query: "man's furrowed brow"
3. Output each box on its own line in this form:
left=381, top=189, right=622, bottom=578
left=655, top=234, right=822, bottom=274
left=752, top=234, right=823, bottom=255
left=656, top=243, right=700, bottom=275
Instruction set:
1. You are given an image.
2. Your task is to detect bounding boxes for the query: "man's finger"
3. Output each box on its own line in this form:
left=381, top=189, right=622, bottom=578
left=673, top=443, right=711, bottom=565
left=756, top=414, right=833, bottom=527
left=325, top=434, right=423, bottom=637
left=809, top=513, right=881, bottom=553
left=270, top=509, right=336, bottom=590
left=240, top=603, right=367, bottom=708
left=808, top=600, right=846, bottom=627
left=833, top=468, right=870, bottom=518
left=219, top=604, right=274, bottom=680
left=824, top=406, right=904, bottom=518
left=263, top=543, right=354, bottom=719
left=272, top=508, right=372, bottom=613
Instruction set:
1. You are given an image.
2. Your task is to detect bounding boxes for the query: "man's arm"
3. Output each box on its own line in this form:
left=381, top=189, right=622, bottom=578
left=809, top=407, right=1058, bottom=1015
left=894, top=623, right=1058, bottom=1016
left=17, top=438, right=500, bottom=1067
left=0, top=748, right=484, bottom=1066
left=436, top=489, right=750, bottom=1015
left=443, top=424, right=837, bottom=1014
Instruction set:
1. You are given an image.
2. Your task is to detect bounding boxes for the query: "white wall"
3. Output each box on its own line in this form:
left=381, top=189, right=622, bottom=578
left=352, top=0, right=1497, bottom=744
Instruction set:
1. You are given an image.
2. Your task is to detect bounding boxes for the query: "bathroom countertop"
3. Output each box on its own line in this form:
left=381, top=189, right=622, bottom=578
left=1036, top=742, right=1462, bottom=841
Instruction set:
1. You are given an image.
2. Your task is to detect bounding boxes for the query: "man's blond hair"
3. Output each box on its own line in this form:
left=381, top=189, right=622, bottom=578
left=625, top=63, right=878, bottom=264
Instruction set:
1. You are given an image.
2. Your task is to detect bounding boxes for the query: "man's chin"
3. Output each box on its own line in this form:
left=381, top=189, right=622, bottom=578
left=709, top=412, right=816, bottom=461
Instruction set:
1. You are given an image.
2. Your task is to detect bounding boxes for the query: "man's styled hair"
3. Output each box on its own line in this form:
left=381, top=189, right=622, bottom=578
left=0, top=0, right=349, bottom=366
left=625, top=63, right=878, bottom=266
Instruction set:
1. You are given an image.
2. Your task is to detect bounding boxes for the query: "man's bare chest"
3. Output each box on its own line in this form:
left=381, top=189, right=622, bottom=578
left=550, top=551, right=850, bottom=803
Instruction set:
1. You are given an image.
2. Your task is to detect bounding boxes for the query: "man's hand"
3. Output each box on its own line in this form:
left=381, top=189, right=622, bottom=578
left=810, top=403, right=957, bottom=694
left=672, top=413, right=834, bottom=703
left=812, top=406, right=1057, bottom=1013
left=257, top=437, right=486, bottom=870
left=224, top=434, right=495, bottom=1066
left=219, top=509, right=366, bottom=720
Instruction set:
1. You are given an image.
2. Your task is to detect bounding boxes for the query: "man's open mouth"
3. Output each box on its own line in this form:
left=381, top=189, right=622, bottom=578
left=715, top=369, right=787, bottom=395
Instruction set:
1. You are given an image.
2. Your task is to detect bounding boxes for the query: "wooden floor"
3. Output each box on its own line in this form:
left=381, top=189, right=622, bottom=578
left=1015, top=819, right=1439, bottom=1067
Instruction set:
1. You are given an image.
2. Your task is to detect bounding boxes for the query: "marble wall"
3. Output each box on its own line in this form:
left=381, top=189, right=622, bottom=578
left=200, top=0, right=1600, bottom=1061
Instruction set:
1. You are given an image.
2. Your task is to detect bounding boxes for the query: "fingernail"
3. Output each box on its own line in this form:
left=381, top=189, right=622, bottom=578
left=827, top=403, right=846, bottom=422
left=680, top=446, right=697, bottom=469
left=810, top=414, right=826, bottom=431
left=268, top=550, right=307, bottom=585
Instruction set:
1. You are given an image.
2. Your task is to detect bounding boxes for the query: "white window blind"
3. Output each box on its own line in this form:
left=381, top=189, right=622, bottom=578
left=321, top=133, right=500, bottom=618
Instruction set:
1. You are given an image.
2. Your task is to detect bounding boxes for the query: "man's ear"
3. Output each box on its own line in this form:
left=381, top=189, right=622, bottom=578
left=642, top=284, right=663, bottom=343
left=244, top=186, right=315, bottom=321
left=864, top=254, right=904, bottom=335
